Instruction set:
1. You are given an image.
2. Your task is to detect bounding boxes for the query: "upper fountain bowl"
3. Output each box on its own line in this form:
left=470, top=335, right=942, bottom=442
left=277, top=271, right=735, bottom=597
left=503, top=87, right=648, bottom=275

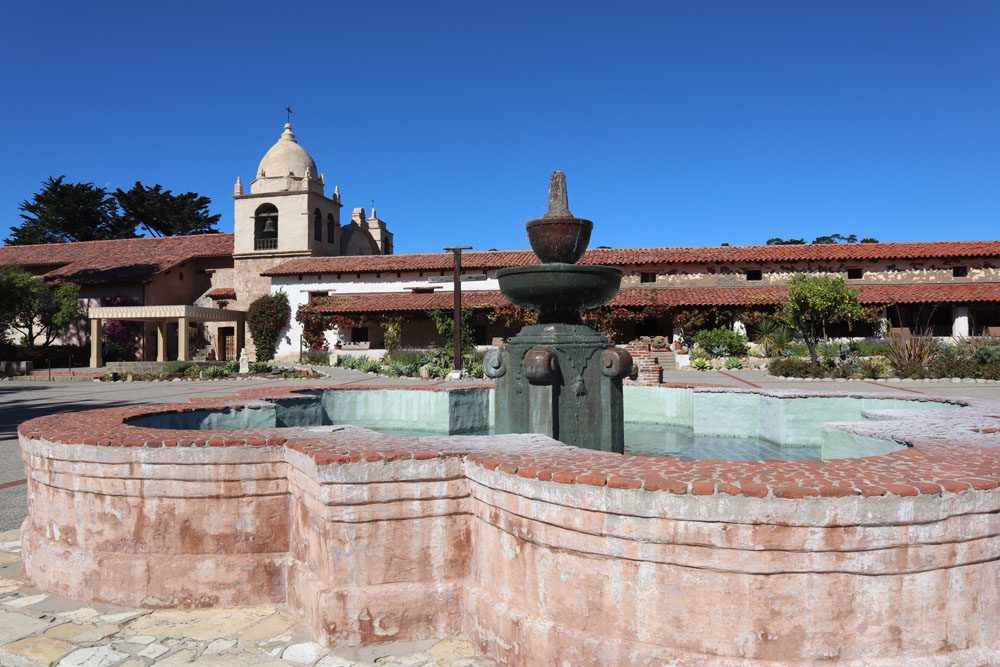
left=526, top=217, right=593, bottom=264
left=498, top=264, right=621, bottom=322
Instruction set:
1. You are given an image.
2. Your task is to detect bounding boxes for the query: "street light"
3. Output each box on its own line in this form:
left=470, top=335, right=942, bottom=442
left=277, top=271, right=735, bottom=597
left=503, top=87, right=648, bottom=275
left=444, top=245, right=472, bottom=373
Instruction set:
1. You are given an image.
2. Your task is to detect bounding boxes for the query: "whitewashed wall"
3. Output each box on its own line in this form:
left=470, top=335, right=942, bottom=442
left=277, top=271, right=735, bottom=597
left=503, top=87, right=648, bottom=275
left=271, top=271, right=502, bottom=360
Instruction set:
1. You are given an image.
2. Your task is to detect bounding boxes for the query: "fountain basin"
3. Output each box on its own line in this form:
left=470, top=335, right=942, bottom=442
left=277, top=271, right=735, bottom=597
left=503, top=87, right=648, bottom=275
left=497, top=263, right=621, bottom=322
left=526, top=216, right=593, bottom=263
left=16, top=384, right=1000, bottom=665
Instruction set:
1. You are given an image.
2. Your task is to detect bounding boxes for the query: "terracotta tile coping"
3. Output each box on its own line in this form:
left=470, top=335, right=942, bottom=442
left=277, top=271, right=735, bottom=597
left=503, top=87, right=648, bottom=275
left=17, top=384, right=1000, bottom=499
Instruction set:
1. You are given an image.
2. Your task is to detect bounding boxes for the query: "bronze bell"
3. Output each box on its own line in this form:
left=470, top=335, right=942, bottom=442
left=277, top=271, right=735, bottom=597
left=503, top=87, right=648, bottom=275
left=261, top=218, right=278, bottom=236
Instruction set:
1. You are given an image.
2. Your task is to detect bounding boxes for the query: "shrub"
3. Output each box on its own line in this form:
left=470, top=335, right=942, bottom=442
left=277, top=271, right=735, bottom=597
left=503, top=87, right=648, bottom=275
left=223, top=359, right=240, bottom=374
left=693, top=327, right=747, bottom=357
left=300, top=351, right=330, bottom=366
left=247, top=291, right=290, bottom=362
left=357, top=358, right=382, bottom=373
left=973, top=344, right=1000, bottom=365
left=723, top=357, right=743, bottom=370
left=387, top=349, right=429, bottom=367
left=691, top=358, right=713, bottom=371
left=858, top=357, right=887, bottom=379
left=463, top=351, right=485, bottom=379
left=830, top=361, right=857, bottom=378
left=249, top=361, right=272, bottom=374
left=383, top=322, right=402, bottom=355
left=689, top=347, right=710, bottom=362
left=203, top=365, right=230, bottom=379
left=768, top=357, right=820, bottom=378
left=162, top=361, right=191, bottom=374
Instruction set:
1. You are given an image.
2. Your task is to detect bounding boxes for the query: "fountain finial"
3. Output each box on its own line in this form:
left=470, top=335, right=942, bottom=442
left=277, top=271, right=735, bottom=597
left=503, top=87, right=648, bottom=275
left=526, top=170, right=592, bottom=264
left=543, top=170, right=573, bottom=219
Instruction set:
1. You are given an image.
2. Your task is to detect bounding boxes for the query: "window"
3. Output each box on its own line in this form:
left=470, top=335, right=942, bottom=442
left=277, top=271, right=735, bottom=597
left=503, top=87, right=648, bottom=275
left=351, top=327, right=369, bottom=343
left=953, top=266, right=969, bottom=278
left=254, top=203, right=279, bottom=250
left=314, top=209, right=322, bottom=241
left=847, top=268, right=863, bottom=280
left=745, top=270, right=763, bottom=281
left=179, top=272, right=184, bottom=281
left=326, top=214, right=335, bottom=243
left=640, top=272, right=656, bottom=284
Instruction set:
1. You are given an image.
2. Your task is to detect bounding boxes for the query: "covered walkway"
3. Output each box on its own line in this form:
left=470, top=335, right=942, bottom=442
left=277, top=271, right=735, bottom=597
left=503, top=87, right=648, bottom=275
left=87, top=305, right=246, bottom=368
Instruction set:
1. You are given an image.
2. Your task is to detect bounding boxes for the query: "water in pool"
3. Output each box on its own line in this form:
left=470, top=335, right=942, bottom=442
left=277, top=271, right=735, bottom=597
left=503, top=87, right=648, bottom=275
left=368, top=423, right=822, bottom=460
left=129, top=388, right=952, bottom=461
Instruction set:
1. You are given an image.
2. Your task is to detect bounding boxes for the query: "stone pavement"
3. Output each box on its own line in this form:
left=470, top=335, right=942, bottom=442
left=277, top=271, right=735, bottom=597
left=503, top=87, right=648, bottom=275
left=0, top=532, right=494, bottom=667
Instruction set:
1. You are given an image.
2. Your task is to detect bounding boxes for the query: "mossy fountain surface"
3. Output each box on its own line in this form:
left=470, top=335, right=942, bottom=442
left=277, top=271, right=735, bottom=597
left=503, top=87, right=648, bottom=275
left=486, top=172, right=633, bottom=452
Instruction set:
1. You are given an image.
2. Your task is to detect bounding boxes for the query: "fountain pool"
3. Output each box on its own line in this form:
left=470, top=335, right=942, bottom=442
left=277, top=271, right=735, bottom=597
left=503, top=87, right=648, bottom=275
left=125, top=385, right=958, bottom=460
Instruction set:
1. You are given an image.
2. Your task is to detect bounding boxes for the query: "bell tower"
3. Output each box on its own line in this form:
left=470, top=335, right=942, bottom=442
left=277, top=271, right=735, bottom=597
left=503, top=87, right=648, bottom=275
left=231, top=122, right=345, bottom=320
left=233, top=122, right=343, bottom=258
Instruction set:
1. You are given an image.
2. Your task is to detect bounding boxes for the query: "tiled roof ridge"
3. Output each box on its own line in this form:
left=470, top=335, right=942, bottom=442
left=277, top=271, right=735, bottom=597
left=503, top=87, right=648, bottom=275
left=0, top=232, right=234, bottom=252
left=263, top=240, right=1000, bottom=276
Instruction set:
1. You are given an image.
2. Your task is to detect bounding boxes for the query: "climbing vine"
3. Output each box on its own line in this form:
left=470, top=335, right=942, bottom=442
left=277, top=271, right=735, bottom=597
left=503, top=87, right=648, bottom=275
left=247, top=291, right=290, bottom=361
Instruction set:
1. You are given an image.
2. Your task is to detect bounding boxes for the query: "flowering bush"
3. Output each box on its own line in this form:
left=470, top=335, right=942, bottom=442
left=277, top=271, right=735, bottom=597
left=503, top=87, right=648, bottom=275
left=247, top=291, right=290, bottom=361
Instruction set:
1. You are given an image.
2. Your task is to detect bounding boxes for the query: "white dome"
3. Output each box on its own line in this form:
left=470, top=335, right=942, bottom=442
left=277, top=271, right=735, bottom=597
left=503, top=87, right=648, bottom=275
left=256, top=123, right=318, bottom=180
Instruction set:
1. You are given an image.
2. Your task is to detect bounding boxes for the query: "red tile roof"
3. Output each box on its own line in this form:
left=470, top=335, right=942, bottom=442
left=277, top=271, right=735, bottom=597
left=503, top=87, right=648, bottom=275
left=309, top=283, right=1000, bottom=314
left=206, top=287, right=237, bottom=300
left=0, top=234, right=234, bottom=285
left=264, top=241, right=1000, bottom=276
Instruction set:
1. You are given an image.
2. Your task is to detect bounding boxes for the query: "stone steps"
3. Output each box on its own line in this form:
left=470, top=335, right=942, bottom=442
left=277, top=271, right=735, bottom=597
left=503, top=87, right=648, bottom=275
left=651, top=351, right=676, bottom=370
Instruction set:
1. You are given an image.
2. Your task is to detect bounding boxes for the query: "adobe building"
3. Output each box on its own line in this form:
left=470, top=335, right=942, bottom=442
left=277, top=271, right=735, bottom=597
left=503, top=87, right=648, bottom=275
left=3, top=121, right=1000, bottom=366
left=0, top=122, right=393, bottom=364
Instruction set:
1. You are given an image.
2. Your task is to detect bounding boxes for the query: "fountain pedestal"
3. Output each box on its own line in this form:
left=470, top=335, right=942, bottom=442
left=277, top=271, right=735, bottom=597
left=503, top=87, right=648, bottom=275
left=486, top=173, right=632, bottom=452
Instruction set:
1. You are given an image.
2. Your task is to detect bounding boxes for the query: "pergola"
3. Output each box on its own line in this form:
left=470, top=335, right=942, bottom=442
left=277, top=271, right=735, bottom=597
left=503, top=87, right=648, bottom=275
left=87, top=305, right=246, bottom=368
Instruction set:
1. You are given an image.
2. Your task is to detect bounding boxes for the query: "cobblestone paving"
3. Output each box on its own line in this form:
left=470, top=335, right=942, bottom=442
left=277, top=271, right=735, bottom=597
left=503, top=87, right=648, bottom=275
left=0, top=531, right=494, bottom=666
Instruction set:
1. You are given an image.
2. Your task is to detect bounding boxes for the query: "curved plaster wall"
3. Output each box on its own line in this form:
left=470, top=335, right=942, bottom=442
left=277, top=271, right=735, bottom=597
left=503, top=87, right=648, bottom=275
left=17, top=385, right=1000, bottom=666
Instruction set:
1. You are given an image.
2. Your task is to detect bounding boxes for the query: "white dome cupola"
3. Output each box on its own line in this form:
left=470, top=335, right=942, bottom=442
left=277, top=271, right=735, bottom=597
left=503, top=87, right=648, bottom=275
left=250, top=123, right=324, bottom=195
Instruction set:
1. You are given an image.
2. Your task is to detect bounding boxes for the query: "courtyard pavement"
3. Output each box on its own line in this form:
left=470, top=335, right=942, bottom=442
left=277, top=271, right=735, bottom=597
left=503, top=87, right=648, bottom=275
left=0, top=530, right=493, bottom=667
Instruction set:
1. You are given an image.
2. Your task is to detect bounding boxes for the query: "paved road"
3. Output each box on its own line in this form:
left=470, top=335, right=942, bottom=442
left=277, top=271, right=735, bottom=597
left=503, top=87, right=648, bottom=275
left=2, top=369, right=998, bottom=532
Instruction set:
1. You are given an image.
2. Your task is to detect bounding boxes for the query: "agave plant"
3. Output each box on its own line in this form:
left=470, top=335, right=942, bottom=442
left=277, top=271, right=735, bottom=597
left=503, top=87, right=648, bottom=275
left=883, top=334, right=938, bottom=377
left=753, top=318, right=793, bottom=358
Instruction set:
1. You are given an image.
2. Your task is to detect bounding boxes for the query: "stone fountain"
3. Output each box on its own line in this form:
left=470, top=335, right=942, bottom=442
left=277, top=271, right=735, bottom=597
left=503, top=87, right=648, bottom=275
left=485, top=172, right=633, bottom=452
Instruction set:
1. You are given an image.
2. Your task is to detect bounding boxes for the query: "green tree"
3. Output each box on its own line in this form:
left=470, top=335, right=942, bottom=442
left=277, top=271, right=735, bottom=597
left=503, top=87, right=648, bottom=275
left=0, top=265, right=81, bottom=346
left=783, top=275, right=866, bottom=366
left=766, top=237, right=806, bottom=245
left=114, top=182, right=221, bottom=237
left=247, top=291, right=290, bottom=361
left=6, top=176, right=134, bottom=245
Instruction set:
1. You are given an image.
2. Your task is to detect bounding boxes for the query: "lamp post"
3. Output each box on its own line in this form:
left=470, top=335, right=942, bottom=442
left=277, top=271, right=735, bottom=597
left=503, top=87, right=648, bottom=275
left=444, top=245, right=472, bottom=373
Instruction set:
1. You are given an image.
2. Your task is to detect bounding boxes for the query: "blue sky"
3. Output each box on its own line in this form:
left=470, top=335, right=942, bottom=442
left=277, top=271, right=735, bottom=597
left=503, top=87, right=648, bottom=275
left=1, top=1, right=998, bottom=252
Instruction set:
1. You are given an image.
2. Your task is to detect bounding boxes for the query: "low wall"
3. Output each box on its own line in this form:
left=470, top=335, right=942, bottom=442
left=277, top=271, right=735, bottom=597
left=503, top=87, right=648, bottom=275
left=16, top=385, right=1000, bottom=665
